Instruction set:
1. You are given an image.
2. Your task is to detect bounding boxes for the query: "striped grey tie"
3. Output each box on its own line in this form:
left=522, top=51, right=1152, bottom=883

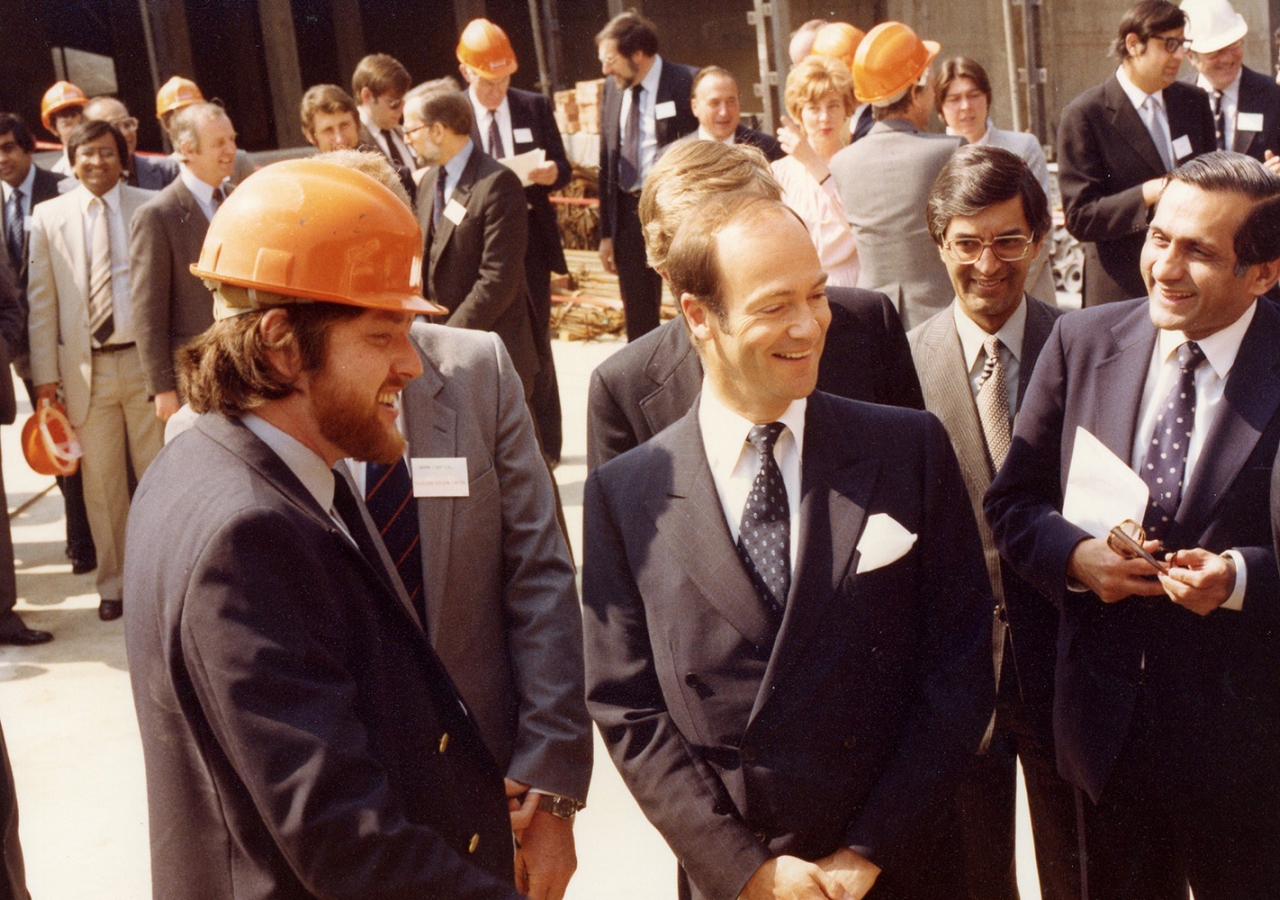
left=977, top=335, right=1011, bottom=469
left=88, top=197, right=114, bottom=346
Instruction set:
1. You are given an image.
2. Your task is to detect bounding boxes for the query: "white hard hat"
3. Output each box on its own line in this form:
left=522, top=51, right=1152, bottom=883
left=1181, top=0, right=1248, bottom=54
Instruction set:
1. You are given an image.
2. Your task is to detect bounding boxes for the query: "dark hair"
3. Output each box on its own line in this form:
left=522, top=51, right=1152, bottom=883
left=691, top=66, right=737, bottom=99
left=1163, top=151, right=1280, bottom=273
left=596, top=12, right=660, bottom=58
left=406, top=81, right=473, bottom=136
left=934, top=57, right=993, bottom=116
left=926, top=144, right=1052, bottom=245
left=1111, top=0, right=1186, bottom=58
left=873, top=83, right=927, bottom=121
left=300, top=84, right=358, bottom=139
left=67, top=119, right=128, bottom=168
left=0, top=114, right=35, bottom=155
left=179, top=302, right=363, bottom=416
left=352, top=53, right=411, bottom=99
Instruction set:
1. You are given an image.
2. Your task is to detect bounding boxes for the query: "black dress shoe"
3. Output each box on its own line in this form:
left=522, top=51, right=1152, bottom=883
left=98, top=599, right=123, bottom=621
left=0, top=627, right=53, bottom=646
left=71, top=557, right=97, bottom=575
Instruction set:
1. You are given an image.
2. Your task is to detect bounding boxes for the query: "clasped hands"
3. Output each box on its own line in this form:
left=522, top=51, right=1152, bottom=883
left=739, top=848, right=881, bottom=900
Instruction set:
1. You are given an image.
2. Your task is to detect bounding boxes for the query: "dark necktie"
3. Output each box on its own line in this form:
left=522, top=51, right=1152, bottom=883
left=1139, top=341, right=1205, bottom=542
left=1212, top=90, right=1226, bottom=151
left=381, top=128, right=410, bottom=168
left=432, top=171, right=446, bottom=233
left=331, top=470, right=399, bottom=590
left=487, top=111, right=505, bottom=159
left=976, top=335, right=1012, bottom=470
left=618, top=84, right=643, bottom=191
left=736, top=423, right=790, bottom=608
left=213, top=182, right=230, bottom=208
left=4, top=188, right=21, bottom=270
left=365, top=458, right=425, bottom=623
left=852, top=106, right=876, bottom=142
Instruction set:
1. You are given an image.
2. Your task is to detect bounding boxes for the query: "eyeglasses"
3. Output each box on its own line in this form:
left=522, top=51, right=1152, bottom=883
left=403, top=121, right=430, bottom=138
left=1106, top=520, right=1169, bottom=574
left=110, top=117, right=139, bottom=133
left=942, top=235, right=1034, bottom=264
left=1147, top=35, right=1192, bottom=54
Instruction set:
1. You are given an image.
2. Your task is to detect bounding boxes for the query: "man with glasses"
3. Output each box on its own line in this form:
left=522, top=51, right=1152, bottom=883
left=987, top=151, right=1280, bottom=898
left=909, top=144, right=1078, bottom=900
left=1182, top=0, right=1280, bottom=165
left=1059, top=0, right=1215, bottom=307
left=83, top=96, right=178, bottom=190
left=353, top=53, right=417, bottom=170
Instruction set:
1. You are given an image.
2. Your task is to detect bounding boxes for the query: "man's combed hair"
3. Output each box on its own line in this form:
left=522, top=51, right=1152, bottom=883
left=1111, top=0, right=1186, bottom=58
left=926, top=144, right=1052, bottom=245
left=300, top=84, right=358, bottom=139
left=0, top=113, right=37, bottom=155
left=1165, top=151, right=1280, bottom=272
left=179, top=303, right=361, bottom=416
left=352, top=53, right=411, bottom=99
left=170, top=102, right=229, bottom=159
left=596, top=11, right=660, bottom=57
left=67, top=119, right=128, bottom=169
left=405, top=80, right=473, bottom=136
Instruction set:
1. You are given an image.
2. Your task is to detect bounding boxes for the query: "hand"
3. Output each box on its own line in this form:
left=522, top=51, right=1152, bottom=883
left=513, top=810, right=577, bottom=900
left=815, top=848, right=880, bottom=900
left=1265, top=150, right=1280, bottom=175
left=777, top=117, right=828, bottom=183
left=527, top=161, right=560, bottom=186
left=1141, top=176, right=1167, bottom=207
left=153, top=391, right=180, bottom=423
left=1066, top=537, right=1167, bottom=603
left=598, top=237, right=617, bottom=274
left=33, top=383, right=59, bottom=407
left=740, top=855, right=852, bottom=900
left=1159, top=548, right=1235, bottom=616
left=504, top=778, right=537, bottom=836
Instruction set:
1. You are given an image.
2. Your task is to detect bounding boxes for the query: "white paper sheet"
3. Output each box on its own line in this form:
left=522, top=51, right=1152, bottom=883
left=499, top=148, right=546, bottom=187
left=1061, top=427, right=1149, bottom=538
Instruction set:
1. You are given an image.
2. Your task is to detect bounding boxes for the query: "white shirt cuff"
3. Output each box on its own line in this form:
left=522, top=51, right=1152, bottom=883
left=1221, top=549, right=1246, bottom=611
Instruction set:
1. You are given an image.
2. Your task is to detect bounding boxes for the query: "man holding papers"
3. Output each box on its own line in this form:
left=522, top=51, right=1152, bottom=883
left=986, top=151, right=1280, bottom=899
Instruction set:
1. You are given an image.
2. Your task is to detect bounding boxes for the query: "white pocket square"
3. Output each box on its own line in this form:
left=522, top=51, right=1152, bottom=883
left=854, top=513, right=917, bottom=574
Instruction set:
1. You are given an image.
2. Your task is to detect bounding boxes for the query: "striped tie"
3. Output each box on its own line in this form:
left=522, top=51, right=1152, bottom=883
left=976, top=335, right=1011, bottom=470
left=88, top=197, right=114, bottom=346
left=365, top=458, right=425, bottom=623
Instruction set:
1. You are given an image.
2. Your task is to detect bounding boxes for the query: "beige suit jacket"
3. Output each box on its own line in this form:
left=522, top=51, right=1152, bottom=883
left=27, top=184, right=153, bottom=426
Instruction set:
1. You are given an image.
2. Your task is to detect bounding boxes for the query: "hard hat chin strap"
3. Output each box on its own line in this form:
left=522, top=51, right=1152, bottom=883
left=207, top=281, right=312, bottom=320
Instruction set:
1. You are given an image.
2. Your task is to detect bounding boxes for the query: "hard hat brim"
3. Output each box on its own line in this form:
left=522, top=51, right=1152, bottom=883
left=1189, top=16, right=1248, bottom=54
left=189, top=263, right=448, bottom=315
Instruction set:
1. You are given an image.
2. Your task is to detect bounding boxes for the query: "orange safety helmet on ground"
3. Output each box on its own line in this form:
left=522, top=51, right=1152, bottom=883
left=809, top=22, right=866, bottom=75
left=156, top=76, right=204, bottom=120
left=191, top=158, right=446, bottom=316
left=40, top=81, right=88, bottom=133
left=457, top=18, right=519, bottom=79
left=21, top=400, right=81, bottom=476
left=853, top=21, right=940, bottom=106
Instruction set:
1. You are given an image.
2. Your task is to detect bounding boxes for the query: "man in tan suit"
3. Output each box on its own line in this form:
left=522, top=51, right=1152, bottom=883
left=27, top=120, right=163, bottom=621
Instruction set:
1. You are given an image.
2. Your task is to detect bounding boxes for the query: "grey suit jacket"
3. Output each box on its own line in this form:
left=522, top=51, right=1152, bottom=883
left=908, top=297, right=1063, bottom=696
left=830, top=119, right=961, bottom=330
left=130, top=154, right=179, bottom=191
left=129, top=177, right=217, bottom=396
left=401, top=324, right=591, bottom=801
left=27, top=184, right=154, bottom=426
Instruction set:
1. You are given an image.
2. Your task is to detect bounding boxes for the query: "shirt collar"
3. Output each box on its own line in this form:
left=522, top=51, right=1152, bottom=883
left=179, top=164, right=218, bottom=207
left=1196, top=69, right=1242, bottom=102
left=945, top=118, right=994, bottom=143
left=698, top=376, right=807, bottom=474
left=468, top=86, right=509, bottom=122
left=1116, top=66, right=1164, bottom=112
left=444, top=139, right=474, bottom=182
left=638, top=54, right=664, bottom=96
left=76, top=181, right=121, bottom=214
left=1155, top=299, right=1257, bottom=379
left=240, top=413, right=336, bottom=516
left=953, top=295, right=1028, bottom=371
left=1, top=163, right=36, bottom=205
left=697, top=125, right=736, bottom=144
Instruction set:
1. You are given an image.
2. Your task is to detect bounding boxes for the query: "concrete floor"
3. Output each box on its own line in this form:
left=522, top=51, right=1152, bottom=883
left=0, top=334, right=1042, bottom=899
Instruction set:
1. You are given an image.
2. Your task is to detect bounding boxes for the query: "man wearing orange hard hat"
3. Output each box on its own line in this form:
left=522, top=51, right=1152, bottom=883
left=40, top=80, right=88, bottom=176
left=124, top=157, right=540, bottom=900
left=155, top=75, right=256, bottom=185
left=829, top=21, right=961, bottom=330
left=809, top=22, right=877, bottom=143
left=457, top=17, right=571, bottom=465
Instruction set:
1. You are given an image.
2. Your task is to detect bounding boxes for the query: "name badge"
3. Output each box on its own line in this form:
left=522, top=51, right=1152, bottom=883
left=1172, top=134, right=1193, bottom=161
left=443, top=198, right=467, bottom=225
left=411, top=458, right=469, bottom=497
left=655, top=100, right=676, bottom=120
left=23, top=215, right=32, bottom=233
left=1237, top=112, right=1264, bottom=133
left=513, top=127, right=534, bottom=144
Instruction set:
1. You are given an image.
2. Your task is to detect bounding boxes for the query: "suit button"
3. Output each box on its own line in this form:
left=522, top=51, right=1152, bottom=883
left=754, top=831, right=768, bottom=844
left=468, top=833, right=480, bottom=854
left=685, top=672, right=699, bottom=686
left=438, top=733, right=449, bottom=753
left=843, top=735, right=857, bottom=750
left=740, top=745, right=757, bottom=763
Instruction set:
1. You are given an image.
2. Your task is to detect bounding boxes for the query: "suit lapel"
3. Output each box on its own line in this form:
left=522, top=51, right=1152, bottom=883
left=60, top=195, right=90, bottom=303
left=1104, top=76, right=1167, bottom=176
left=429, top=150, right=480, bottom=269
left=649, top=405, right=780, bottom=649
left=401, top=350, right=453, bottom=640
left=1093, top=306, right=1156, bottom=460
left=1233, top=69, right=1262, bottom=157
left=639, top=321, right=702, bottom=438
left=752, top=396, right=877, bottom=722
left=919, top=309, right=993, bottom=482
left=1018, top=298, right=1059, bottom=408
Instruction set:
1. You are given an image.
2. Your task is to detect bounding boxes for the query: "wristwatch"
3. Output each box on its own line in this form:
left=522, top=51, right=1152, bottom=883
left=536, top=792, right=583, bottom=820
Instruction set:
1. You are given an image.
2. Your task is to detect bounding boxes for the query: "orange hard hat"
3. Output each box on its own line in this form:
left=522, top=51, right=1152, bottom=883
left=40, top=81, right=88, bottom=133
left=191, top=158, right=446, bottom=316
left=809, top=22, right=866, bottom=74
left=457, top=18, right=519, bottom=79
left=853, top=21, right=940, bottom=106
left=156, top=76, right=204, bottom=120
left=21, top=400, right=81, bottom=477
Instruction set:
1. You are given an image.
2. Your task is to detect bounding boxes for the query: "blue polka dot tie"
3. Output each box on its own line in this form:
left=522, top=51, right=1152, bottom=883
left=737, top=422, right=790, bottom=609
left=1139, top=341, right=1205, bottom=542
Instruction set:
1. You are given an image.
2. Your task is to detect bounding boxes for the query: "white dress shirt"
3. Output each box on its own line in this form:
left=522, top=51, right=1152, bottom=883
left=698, top=380, right=805, bottom=571
left=468, top=88, right=514, bottom=158
left=696, top=125, right=736, bottom=145
left=359, top=108, right=415, bottom=167
left=618, top=55, right=665, bottom=187
left=1195, top=70, right=1241, bottom=150
left=953, top=297, right=1027, bottom=419
left=1128, top=303, right=1256, bottom=610
left=77, top=183, right=135, bottom=344
left=1, top=162, right=36, bottom=218
left=1116, top=66, right=1176, bottom=168
left=179, top=164, right=225, bottom=222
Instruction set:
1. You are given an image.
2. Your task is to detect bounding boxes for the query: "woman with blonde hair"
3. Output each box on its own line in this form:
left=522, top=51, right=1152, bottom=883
left=771, top=55, right=860, bottom=286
